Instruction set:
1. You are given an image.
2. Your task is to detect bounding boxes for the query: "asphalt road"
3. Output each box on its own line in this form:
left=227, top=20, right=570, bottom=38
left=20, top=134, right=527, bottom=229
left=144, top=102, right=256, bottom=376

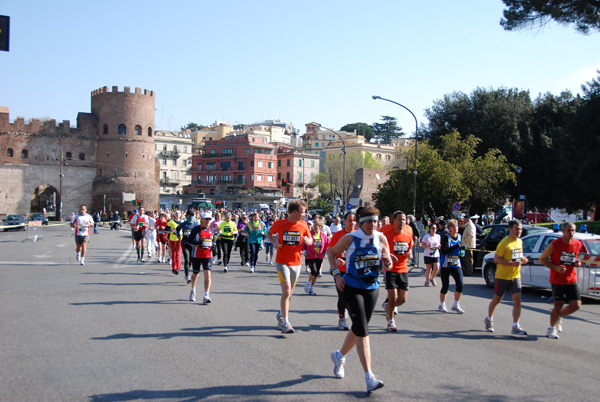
left=1, top=224, right=599, bottom=401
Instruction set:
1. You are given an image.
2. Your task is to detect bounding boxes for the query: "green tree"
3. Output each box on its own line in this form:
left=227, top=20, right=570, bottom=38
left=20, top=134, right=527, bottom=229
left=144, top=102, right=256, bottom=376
left=181, top=122, right=207, bottom=131
left=340, top=123, right=375, bottom=141
left=308, top=198, right=334, bottom=215
left=500, top=0, right=600, bottom=34
left=373, top=115, right=404, bottom=143
left=326, top=150, right=383, bottom=203
left=312, top=171, right=331, bottom=197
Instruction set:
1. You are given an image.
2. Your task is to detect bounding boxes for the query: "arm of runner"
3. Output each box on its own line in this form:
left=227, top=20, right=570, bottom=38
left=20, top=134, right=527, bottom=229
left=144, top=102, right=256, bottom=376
left=538, top=243, right=565, bottom=273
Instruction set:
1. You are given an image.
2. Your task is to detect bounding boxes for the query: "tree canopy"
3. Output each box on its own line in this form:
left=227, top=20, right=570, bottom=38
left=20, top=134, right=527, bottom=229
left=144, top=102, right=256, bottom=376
left=500, top=0, right=600, bottom=34
left=373, top=115, right=404, bottom=143
left=180, top=122, right=207, bottom=131
left=340, top=123, right=375, bottom=141
left=326, top=150, right=383, bottom=203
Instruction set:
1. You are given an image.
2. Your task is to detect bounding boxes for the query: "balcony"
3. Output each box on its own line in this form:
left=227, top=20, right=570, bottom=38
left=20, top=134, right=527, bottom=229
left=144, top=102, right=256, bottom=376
left=204, top=152, right=235, bottom=158
left=161, top=150, right=181, bottom=158
left=160, top=177, right=180, bottom=185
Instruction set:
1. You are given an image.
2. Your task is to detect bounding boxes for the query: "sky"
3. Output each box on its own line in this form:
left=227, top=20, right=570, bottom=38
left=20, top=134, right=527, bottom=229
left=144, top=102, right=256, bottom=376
left=1, top=0, right=599, bottom=135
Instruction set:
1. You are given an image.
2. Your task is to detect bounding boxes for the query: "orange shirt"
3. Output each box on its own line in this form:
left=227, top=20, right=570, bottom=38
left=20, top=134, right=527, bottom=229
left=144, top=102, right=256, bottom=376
left=270, top=218, right=310, bottom=266
left=329, top=228, right=354, bottom=273
left=381, top=224, right=413, bottom=273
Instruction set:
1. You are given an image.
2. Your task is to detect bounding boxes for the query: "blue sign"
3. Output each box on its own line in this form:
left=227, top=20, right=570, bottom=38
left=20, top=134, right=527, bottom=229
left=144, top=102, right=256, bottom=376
left=346, top=203, right=352, bottom=210
left=452, top=202, right=461, bottom=211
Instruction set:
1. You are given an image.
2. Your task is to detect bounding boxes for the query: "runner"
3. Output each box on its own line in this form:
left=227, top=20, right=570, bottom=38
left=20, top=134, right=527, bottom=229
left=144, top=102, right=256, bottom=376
left=245, top=212, right=265, bottom=273
left=146, top=211, right=157, bottom=260
left=303, top=218, right=330, bottom=296
left=264, top=218, right=275, bottom=265
left=130, top=208, right=149, bottom=263
left=211, top=212, right=223, bottom=265
left=178, top=210, right=199, bottom=283
left=484, top=219, right=529, bottom=335
left=380, top=211, right=413, bottom=332
left=218, top=213, right=238, bottom=273
left=70, top=204, right=95, bottom=266
left=155, top=212, right=169, bottom=263
left=439, top=219, right=465, bottom=314
left=187, top=211, right=216, bottom=304
left=327, top=207, right=393, bottom=394
left=539, top=222, right=584, bottom=339
left=266, top=200, right=312, bottom=334
left=329, top=211, right=357, bottom=330
left=421, top=223, right=441, bottom=286
left=167, top=210, right=183, bottom=275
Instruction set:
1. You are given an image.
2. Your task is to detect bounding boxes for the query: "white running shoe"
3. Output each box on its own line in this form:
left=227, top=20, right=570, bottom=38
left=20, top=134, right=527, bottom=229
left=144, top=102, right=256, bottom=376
left=185, top=275, right=191, bottom=284
left=424, top=280, right=431, bottom=287
left=439, top=303, right=448, bottom=313
left=281, top=322, right=294, bottom=334
left=547, top=326, right=559, bottom=339
left=250, top=266, right=255, bottom=273
left=304, top=281, right=311, bottom=293
left=366, top=374, right=384, bottom=394
left=203, top=295, right=212, bottom=304
left=331, top=351, right=346, bottom=378
left=338, top=317, right=349, bottom=330
left=80, top=260, right=85, bottom=266
left=431, top=278, right=437, bottom=287
left=246, top=262, right=250, bottom=267
left=387, top=319, right=397, bottom=332
left=309, top=286, right=317, bottom=296
left=269, top=260, right=273, bottom=265
left=484, top=317, right=494, bottom=332
left=451, top=304, right=464, bottom=314
left=276, top=311, right=283, bottom=330
left=224, top=266, right=228, bottom=273
left=189, top=290, right=196, bottom=302
left=76, top=253, right=81, bottom=262
left=511, top=324, right=527, bottom=336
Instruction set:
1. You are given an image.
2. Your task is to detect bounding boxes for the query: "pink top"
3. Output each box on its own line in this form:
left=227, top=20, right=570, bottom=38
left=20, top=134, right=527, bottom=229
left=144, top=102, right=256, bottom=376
left=302, top=230, right=330, bottom=260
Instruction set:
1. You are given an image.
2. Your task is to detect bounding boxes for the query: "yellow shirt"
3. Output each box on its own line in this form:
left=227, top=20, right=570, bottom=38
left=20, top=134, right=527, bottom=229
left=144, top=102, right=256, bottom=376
left=167, top=219, right=182, bottom=242
left=494, top=236, right=524, bottom=280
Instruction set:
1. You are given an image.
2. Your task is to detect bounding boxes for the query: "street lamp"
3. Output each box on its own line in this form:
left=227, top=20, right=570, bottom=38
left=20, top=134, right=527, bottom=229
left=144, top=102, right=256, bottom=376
left=318, top=124, right=346, bottom=208
left=372, top=96, right=418, bottom=217
left=515, top=166, right=522, bottom=199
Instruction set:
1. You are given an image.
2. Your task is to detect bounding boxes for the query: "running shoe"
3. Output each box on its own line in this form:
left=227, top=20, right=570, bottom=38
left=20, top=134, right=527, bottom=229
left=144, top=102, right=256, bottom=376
left=189, top=290, right=196, bottom=302
left=431, top=278, right=437, bottom=287
left=216, top=260, right=223, bottom=265
left=338, top=317, right=349, bottom=330
left=511, top=324, right=527, bottom=336
left=304, top=281, right=311, bottom=293
left=331, top=351, right=346, bottom=378
left=223, top=266, right=228, bottom=273
left=309, top=286, right=317, bottom=296
left=557, top=317, right=563, bottom=332
left=269, top=260, right=274, bottom=265
left=76, top=253, right=81, bottom=262
left=381, top=301, right=387, bottom=312
left=80, top=260, right=85, bottom=266
left=203, top=295, right=212, bottom=304
left=387, top=320, right=397, bottom=332
left=438, top=303, right=447, bottom=313
left=185, top=275, right=191, bottom=284
left=140, top=258, right=145, bottom=263
left=547, top=326, right=559, bottom=339
left=246, top=262, right=250, bottom=267
left=366, top=374, right=384, bottom=394
left=484, top=317, right=494, bottom=332
left=451, top=304, right=464, bottom=314
left=424, top=280, right=431, bottom=287
left=276, top=311, right=283, bottom=330
left=318, top=271, right=323, bottom=277
left=281, top=322, right=294, bottom=334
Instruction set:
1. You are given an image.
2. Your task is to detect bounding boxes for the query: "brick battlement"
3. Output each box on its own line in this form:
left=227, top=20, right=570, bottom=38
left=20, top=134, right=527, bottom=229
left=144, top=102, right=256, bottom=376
left=91, top=86, right=154, bottom=97
left=0, top=108, right=80, bottom=135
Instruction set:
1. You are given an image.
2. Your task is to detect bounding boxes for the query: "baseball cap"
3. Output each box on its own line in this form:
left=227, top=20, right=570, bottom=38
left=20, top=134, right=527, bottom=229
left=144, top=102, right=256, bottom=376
left=201, top=211, right=213, bottom=219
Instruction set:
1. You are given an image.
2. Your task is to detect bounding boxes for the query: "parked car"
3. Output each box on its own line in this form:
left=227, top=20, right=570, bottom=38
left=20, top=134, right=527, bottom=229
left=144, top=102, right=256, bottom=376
left=3, top=214, right=27, bottom=231
left=30, top=213, right=49, bottom=225
left=473, top=224, right=552, bottom=269
left=481, top=232, right=600, bottom=296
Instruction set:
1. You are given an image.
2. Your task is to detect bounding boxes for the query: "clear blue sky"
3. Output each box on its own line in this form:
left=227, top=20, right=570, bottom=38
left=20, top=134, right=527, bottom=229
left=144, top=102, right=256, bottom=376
left=1, top=0, right=599, bottom=135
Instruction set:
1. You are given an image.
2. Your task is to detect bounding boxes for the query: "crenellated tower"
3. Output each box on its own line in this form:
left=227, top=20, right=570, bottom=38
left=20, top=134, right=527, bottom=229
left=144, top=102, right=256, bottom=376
left=91, top=86, right=159, bottom=211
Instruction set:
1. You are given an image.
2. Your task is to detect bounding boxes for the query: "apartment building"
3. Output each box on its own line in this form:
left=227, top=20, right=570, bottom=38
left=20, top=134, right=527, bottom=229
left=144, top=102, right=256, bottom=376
left=154, top=130, right=194, bottom=208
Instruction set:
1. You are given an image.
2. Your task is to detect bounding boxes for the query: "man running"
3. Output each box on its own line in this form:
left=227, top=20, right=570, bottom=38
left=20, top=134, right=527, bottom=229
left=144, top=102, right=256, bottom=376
left=266, top=200, right=312, bottom=334
left=539, top=222, right=583, bottom=339
left=187, top=211, right=216, bottom=304
left=131, top=208, right=149, bottom=263
left=380, top=211, right=413, bottom=332
left=484, top=219, right=529, bottom=335
left=70, top=204, right=95, bottom=265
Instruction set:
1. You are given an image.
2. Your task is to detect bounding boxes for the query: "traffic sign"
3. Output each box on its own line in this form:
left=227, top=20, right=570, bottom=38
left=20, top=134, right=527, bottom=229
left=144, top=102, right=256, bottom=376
left=346, top=203, right=352, bottom=210
left=452, top=202, right=461, bottom=211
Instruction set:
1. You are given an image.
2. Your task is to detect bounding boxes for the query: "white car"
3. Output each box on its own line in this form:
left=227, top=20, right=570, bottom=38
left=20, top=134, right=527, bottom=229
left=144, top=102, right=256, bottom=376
left=482, top=231, right=600, bottom=297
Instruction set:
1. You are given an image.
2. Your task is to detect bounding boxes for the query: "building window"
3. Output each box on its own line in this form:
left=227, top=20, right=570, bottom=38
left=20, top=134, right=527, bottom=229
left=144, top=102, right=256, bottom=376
left=103, top=124, right=108, bottom=134
left=183, top=160, right=186, bottom=167
left=250, top=161, right=254, bottom=167
left=245, top=147, right=250, bottom=154
left=257, top=175, right=262, bottom=181
left=277, top=160, right=281, bottom=167
left=315, top=142, right=319, bottom=147
left=238, top=161, right=244, bottom=170
left=257, top=161, right=263, bottom=168
left=21, top=149, right=28, bottom=158
left=286, top=172, right=290, bottom=180
left=148, top=127, right=152, bottom=137
left=220, top=161, right=231, bottom=171
left=311, top=173, right=315, bottom=183
left=172, top=172, right=177, bottom=181
left=184, top=146, right=187, bottom=153
left=125, top=152, right=128, bottom=158
left=107, top=152, right=110, bottom=158
left=267, top=175, right=273, bottom=182
left=298, top=172, right=302, bottom=182
left=7, top=148, right=13, bottom=157
left=79, top=153, right=85, bottom=160
left=386, top=154, right=391, bottom=161
left=268, top=162, right=274, bottom=169
left=163, top=144, right=167, bottom=151
left=172, top=159, right=177, bottom=167
left=197, top=163, right=202, bottom=172
left=135, top=125, right=142, bottom=135
left=278, top=173, right=281, bottom=180
left=287, top=159, right=290, bottom=167
left=222, top=148, right=233, bottom=155
left=66, top=152, right=72, bottom=160
left=163, top=158, right=167, bottom=166
left=210, top=149, right=216, bottom=154
left=250, top=174, right=254, bottom=181
left=311, top=160, right=315, bottom=168
left=299, top=159, right=302, bottom=167
left=206, top=162, right=216, bottom=171
left=118, top=124, right=126, bottom=135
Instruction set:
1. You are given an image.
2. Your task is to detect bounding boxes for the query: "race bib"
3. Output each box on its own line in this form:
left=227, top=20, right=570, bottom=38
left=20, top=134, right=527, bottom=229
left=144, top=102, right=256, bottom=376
left=354, top=253, right=379, bottom=276
left=283, top=231, right=301, bottom=245
left=511, top=248, right=523, bottom=262
left=315, top=239, right=322, bottom=252
left=184, top=229, right=192, bottom=237
left=223, top=227, right=231, bottom=233
left=447, top=255, right=460, bottom=267
left=201, top=238, right=212, bottom=249
left=560, top=251, right=577, bottom=265
left=394, top=241, right=409, bottom=255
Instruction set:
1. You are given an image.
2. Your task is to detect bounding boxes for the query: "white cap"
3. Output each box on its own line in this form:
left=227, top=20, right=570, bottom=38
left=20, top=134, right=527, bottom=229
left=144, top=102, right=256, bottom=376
left=201, top=211, right=213, bottom=219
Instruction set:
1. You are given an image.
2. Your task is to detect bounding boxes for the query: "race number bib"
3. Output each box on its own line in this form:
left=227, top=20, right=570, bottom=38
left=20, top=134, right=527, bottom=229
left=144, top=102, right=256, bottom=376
left=560, top=251, right=577, bottom=265
left=447, top=255, right=460, bottom=267
left=354, top=253, right=379, bottom=276
left=315, top=239, right=322, bottom=252
left=394, top=241, right=409, bottom=255
left=201, top=238, right=213, bottom=249
left=283, top=231, right=301, bottom=245
left=511, top=248, right=523, bottom=262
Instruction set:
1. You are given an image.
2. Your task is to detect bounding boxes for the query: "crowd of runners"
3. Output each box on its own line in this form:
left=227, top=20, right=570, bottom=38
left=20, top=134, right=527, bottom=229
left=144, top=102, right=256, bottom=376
left=69, top=202, right=587, bottom=394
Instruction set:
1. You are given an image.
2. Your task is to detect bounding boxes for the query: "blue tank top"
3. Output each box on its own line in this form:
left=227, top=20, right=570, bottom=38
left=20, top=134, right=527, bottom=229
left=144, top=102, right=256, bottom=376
left=344, top=229, right=382, bottom=290
left=442, top=233, right=462, bottom=268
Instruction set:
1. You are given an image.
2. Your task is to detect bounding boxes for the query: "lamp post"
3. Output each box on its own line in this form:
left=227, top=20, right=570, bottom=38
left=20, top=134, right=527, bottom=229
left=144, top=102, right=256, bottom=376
left=318, top=125, right=347, bottom=208
left=372, top=96, right=418, bottom=217
left=515, top=166, right=522, bottom=199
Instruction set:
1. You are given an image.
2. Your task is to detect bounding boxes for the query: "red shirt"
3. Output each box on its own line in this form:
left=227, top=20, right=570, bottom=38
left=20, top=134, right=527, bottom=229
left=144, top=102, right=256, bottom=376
left=270, top=218, right=310, bottom=266
left=329, top=228, right=354, bottom=273
left=549, top=237, right=583, bottom=285
left=156, top=218, right=169, bottom=241
left=381, top=224, right=413, bottom=273
left=192, top=227, right=214, bottom=259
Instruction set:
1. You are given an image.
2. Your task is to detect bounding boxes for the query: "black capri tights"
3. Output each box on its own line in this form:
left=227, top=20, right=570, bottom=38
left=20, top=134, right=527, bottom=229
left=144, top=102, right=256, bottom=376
left=342, top=285, right=379, bottom=337
left=440, top=266, right=463, bottom=294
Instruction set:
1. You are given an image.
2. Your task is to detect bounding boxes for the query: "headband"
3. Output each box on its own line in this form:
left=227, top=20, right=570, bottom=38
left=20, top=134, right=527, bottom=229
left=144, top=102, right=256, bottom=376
left=359, top=215, right=379, bottom=223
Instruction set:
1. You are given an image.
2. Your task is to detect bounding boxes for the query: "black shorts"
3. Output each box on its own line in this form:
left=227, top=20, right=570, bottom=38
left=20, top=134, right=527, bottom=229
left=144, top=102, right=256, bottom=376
left=384, top=271, right=409, bottom=291
left=75, top=235, right=89, bottom=244
left=424, top=256, right=439, bottom=264
left=552, top=283, right=581, bottom=302
left=305, top=258, right=323, bottom=277
left=192, top=258, right=212, bottom=273
left=494, top=278, right=522, bottom=297
left=343, top=285, right=378, bottom=337
left=134, top=230, right=146, bottom=241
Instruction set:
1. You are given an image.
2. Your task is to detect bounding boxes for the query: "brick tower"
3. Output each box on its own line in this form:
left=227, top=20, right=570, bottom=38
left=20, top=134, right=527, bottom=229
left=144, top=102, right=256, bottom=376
left=90, top=86, right=159, bottom=213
